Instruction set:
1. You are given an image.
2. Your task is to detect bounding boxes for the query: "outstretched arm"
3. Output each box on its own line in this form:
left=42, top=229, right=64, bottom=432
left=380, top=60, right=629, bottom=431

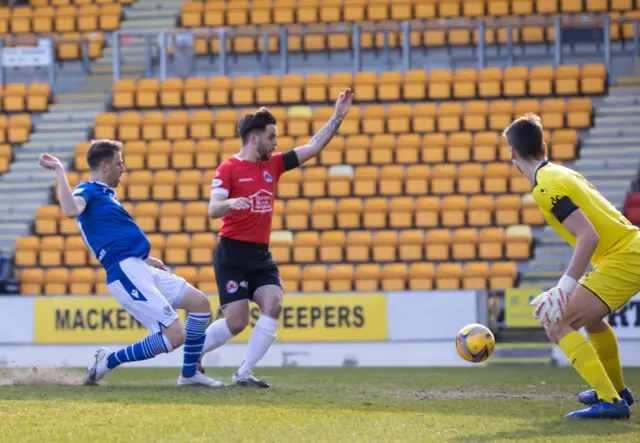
left=39, top=154, right=86, bottom=218
left=293, top=88, right=354, bottom=165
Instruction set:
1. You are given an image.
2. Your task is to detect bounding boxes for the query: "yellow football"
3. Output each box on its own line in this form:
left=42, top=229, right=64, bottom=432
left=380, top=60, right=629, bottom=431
left=456, top=323, right=495, bottom=363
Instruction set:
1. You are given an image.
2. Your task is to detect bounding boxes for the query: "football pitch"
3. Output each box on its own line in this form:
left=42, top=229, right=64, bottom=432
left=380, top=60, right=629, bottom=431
left=1, top=366, right=640, bottom=442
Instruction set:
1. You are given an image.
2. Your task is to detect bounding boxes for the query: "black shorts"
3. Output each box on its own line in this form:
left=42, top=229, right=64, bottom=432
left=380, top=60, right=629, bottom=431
left=214, top=236, right=282, bottom=307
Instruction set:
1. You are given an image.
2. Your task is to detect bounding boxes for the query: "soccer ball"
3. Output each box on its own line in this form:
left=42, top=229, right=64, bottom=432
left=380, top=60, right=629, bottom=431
left=456, top=323, right=495, bottom=363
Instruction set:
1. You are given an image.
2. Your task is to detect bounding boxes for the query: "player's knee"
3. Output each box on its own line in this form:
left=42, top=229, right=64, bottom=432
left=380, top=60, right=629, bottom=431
left=546, top=321, right=574, bottom=344
left=164, top=321, right=186, bottom=349
left=226, top=311, right=250, bottom=335
left=193, top=291, right=210, bottom=313
left=265, top=296, right=283, bottom=318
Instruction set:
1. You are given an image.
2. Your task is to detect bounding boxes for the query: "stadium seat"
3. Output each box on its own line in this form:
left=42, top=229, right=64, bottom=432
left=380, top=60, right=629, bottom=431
left=328, top=263, right=353, bottom=292
left=426, top=229, right=451, bottom=261
left=463, top=262, right=490, bottom=289
left=435, top=262, right=462, bottom=290
left=69, top=268, right=95, bottom=295
left=452, top=228, right=478, bottom=261
left=20, top=268, right=44, bottom=295
left=489, top=261, right=518, bottom=289
left=64, top=236, right=87, bottom=267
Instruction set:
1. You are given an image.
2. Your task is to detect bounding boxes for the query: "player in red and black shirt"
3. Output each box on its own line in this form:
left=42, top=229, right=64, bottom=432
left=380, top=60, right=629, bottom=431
left=199, top=89, right=354, bottom=387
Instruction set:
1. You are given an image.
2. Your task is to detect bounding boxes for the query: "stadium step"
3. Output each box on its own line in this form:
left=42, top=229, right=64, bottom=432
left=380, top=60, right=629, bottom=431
left=489, top=343, right=553, bottom=366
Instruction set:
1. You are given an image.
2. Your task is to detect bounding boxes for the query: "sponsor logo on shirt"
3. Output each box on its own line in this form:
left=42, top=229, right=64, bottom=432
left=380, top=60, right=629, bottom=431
left=249, top=189, right=273, bottom=213
left=263, top=170, right=273, bottom=183
left=239, top=178, right=253, bottom=182
left=240, top=280, right=249, bottom=289
left=226, top=280, right=239, bottom=294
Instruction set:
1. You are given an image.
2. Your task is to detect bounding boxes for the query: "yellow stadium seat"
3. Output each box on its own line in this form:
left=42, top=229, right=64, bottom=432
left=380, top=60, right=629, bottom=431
left=529, top=66, right=554, bottom=96
left=447, top=132, right=473, bottom=163
left=231, top=76, right=255, bottom=106
left=489, top=261, right=518, bottom=290
left=457, top=163, right=483, bottom=194
left=166, top=111, right=189, bottom=140
left=438, top=102, right=462, bottom=133
left=185, top=202, right=209, bottom=233
left=403, top=69, right=427, bottom=101
left=388, top=196, right=414, bottom=229
left=352, top=165, right=376, bottom=196
left=35, top=205, right=60, bottom=235
left=197, top=266, right=217, bottom=294
left=44, top=268, right=69, bottom=296
left=346, top=230, right=371, bottom=263
left=285, top=199, right=310, bottom=231
left=463, top=262, right=489, bottom=290
left=69, top=268, right=95, bottom=295
left=442, top=195, right=466, bottom=227
left=426, top=229, right=451, bottom=261
left=381, top=263, right=407, bottom=291
left=412, top=102, right=436, bottom=134
left=478, top=67, right=502, bottom=98
left=405, top=164, right=430, bottom=196
left=479, top=227, right=505, bottom=260
left=378, top=71, right=401, bottom=101
left=355, top=264, right=380, bottom=291
left=336, top=198, right=362, bottom=229
left=540, top=98, right=566, bottom=129
left=415, top=196, right=440, bottom=228
left=172, top=140, right=196, bottom=171
left=428, top=69, right=452, bottom=100
left=453, top=68, right=478, bottom=99
left=496, top=194, right=522, bottom=225
left=19, top=268, right=43, bottom=295
left=151, top=169, right=175, bottom=201
left=160, top=78, right=183, bottom=108
left=281, top=74, right=304, bottom=105
left=189, top=110, right=212, bottom=140
left=311, top=198, right=336, bottom=230
left=141, top=111, right=165, bottom=141
left=136, top=78, right=159, bottom=109
left=214, top=109, right=239, bottom=139
left=134, top=201, right=158, bottom=232
left=304, top=73, right=328, bottom=103
left=270, top=231, right=292, bottom=264
left=64, top=236, right=87, bottom=267
left=372, top=230, right=397, bottom=262
left=128, top=170, right=152, bottom=201
left=484, top=163, right=509, bottom=194
left=277, top=168, right=301, bottom=198
left=302, top=264, right=328, bottom=293
left=408, top=262, right=434, bottom=290
left=4, top=83, right=26, bottom=112
left=452, top=228, right=478, bottom=261
left=567, top=98, right=592, bottom=129
left=488, top=100, right=514, bottom=131
left=581, top=63, right=606, bottom=95
left=293, top=231, right=319, bottom=263
left=556, top=65, right=580, bottom=96
left=207, top=77, right=230, bottom=107
left=319, top=230, right=345, bottom=263
left=159, top=202, right=183, bottom=233
left=397, top=229, right=424, bottom=261
left=146, top=140, right=171, bottom=170
left=506, top=225, right=533, bottom=260
left=421, top=132, right=446, bottom=164
left=363, top=197, right=387, bottom=229
left=328, top=264, right=354, bottom=292
left=302, top=167, right=327, bottom=198
left=354, top=71, right=377, bottom=103
left=40, top=236, right=64, bottom=267
left=362, top=105, right=386, bottom=135
left=379, top=164, right=403, bottom=196
left=436, top=263, right=462, bottom=290
left=27, top=83, right=50, bottom=112
left=504, top=66, right=528, bottom=97
left=431, top=163, right=456, bottom=195
left=164, top=234, right=190, bottom=266
left=15, top=236, right=40, bottom=267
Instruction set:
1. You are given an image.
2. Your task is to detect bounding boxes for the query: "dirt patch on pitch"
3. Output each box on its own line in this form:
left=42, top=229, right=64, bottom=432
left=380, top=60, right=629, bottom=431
left=0, top=367, right=81, bottom=387
left=393, top=387, right=571, bottom=401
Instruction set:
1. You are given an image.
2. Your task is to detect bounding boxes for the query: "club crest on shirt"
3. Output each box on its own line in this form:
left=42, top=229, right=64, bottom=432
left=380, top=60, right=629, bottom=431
left=263, top=170, right=273, bottom=183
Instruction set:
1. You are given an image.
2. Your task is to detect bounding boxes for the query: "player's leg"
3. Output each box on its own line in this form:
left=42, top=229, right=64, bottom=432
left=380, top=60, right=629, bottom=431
left=546, top=285, right=629, bottom=419
left=83, top=258, right=183, bottom=385
left=233, top=264, right=283, bottom=388
left=150, top=266, right=223, bottom=386
left=199, top=263, right=251, bottom=363
left=578, top=319, right=633, bottom=406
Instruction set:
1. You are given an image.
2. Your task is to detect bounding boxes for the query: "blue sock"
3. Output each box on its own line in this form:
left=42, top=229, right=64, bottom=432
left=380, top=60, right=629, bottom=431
left=107, top=332, right=170, bottom=370
left=182, top=312, right=211, bottom=377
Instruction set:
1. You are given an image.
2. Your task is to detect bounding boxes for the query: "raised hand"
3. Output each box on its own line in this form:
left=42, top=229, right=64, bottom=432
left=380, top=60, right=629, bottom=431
left=334, top=88, right=354, bottom=119
left=39, top=153, right=64, bottom=171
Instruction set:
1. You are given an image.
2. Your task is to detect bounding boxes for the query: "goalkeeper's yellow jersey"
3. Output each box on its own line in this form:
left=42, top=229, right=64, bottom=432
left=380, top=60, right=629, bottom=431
left=532, top=160, right=639, bottom=264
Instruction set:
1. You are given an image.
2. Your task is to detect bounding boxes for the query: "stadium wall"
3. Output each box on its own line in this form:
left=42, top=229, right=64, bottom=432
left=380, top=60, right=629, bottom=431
left=0, top=291, right=488, bottom=368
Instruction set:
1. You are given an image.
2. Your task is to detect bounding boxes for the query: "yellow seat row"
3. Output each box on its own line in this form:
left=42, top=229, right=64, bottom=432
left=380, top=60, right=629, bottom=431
left=29, top=0, right=135, bottom=7
left=44, top=194, right=545, bottom=237
left=16, top=226, right=532, bottom=269
left=18, top=260, right=519, bottom=295
left=96, top=107, right=584, bottom=144
left=0, top=5, right=122, bottom=34
left=181, top=0, right=637, bottom=28
left=1, top=32, right=105, bottom=60
left=76, top=130, right=575, bottom=172
left=0, top=114, right=33, bottom=144
left=0, top=83, right=50, bottom=113
left=0, top=144, right=11, bottom=174
left=111, top=66, right=605, bottom=109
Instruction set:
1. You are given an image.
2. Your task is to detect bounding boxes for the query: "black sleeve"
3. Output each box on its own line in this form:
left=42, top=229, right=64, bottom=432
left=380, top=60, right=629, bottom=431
left=551, top=196, right=579, bottom=222
left=282, top=150, right=300, bottom=171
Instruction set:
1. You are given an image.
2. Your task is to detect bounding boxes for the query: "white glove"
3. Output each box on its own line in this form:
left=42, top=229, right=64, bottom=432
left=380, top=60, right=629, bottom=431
left=530, top=275, right=577, bottom=326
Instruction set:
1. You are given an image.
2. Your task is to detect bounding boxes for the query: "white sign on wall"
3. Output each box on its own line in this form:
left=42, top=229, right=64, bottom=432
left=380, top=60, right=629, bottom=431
left=2, top=44, right=52, bottom=68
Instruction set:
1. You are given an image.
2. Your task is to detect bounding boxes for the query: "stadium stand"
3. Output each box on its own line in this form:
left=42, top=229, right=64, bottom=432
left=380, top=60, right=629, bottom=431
left=12, top=56, right=608, bottom=295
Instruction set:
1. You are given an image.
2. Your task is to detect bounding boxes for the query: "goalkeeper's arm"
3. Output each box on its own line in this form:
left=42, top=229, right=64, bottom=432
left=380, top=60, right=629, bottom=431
left=558, top=209, right=600, bottom=294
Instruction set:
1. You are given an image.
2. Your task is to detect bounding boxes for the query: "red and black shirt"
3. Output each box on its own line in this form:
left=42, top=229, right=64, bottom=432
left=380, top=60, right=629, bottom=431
left=210, top=151, right=299, bottom=245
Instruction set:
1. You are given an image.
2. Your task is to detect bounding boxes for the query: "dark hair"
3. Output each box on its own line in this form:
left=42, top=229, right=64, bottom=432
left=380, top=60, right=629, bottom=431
left=87, top=139, right=123, bottom=170
left=237, top=107, right=277, bottom=144
left=503, top=113, right=545, bottom=160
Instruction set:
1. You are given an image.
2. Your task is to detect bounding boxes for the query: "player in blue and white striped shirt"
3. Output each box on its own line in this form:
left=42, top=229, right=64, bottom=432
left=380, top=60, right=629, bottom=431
left=39, top=140, right=223, bottom=387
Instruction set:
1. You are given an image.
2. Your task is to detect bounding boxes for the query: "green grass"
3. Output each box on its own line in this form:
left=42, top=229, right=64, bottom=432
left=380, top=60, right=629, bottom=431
left=1, top=367, right=640, bottom=442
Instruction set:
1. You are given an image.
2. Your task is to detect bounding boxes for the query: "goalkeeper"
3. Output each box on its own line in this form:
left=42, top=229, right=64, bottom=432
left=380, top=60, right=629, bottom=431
left=504, top=114, right=640, bottom=420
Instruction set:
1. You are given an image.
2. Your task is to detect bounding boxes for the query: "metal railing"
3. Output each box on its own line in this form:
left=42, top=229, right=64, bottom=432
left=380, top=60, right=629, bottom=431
left=110, top=13, right=640, bottom=83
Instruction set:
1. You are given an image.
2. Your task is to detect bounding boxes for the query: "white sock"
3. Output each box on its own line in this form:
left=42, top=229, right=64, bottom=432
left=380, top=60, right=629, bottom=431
left=202, top=318, right=235, bottom=354
left=238, top=315, right=278, bottom=375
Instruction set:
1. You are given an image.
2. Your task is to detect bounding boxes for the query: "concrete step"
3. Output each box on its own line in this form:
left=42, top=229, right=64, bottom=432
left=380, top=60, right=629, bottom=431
left=581, top=169, right=639, bottom=179
left=49, top=102, right=106, bottom=111
left=595, top=115, right=640, bottom=125
left=573, top=158, right=640, bottom=169
left=0, top=191, right=48, bottom=202
left=0, top=178, right=54, bottom=188
left=29, top=132, right=88, bottom=143
left=615, top=76, right=640, bottom=84
left=0, top=203, right=44, bottom=216
left=36, top=122, right=92, bottom=132
left=14, top=151, right=74, bottom=163
left=583, top=135, right=640, bottom=144
left=597, top=105, right=640, bottom=115
left=0, top=222, right=29, bottom=232
left=580, top=146, right=640, bottom=159
left=40, top=112, right=100, bottom=123
left=91, top=65, right=145, bottom=74
left=20, top=142, right=81, bottom=153
left=126, top=9, right=180, bottom=18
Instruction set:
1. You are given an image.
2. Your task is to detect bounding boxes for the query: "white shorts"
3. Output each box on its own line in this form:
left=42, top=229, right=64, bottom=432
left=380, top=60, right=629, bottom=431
left=106, top=257, right=187, bottom=334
